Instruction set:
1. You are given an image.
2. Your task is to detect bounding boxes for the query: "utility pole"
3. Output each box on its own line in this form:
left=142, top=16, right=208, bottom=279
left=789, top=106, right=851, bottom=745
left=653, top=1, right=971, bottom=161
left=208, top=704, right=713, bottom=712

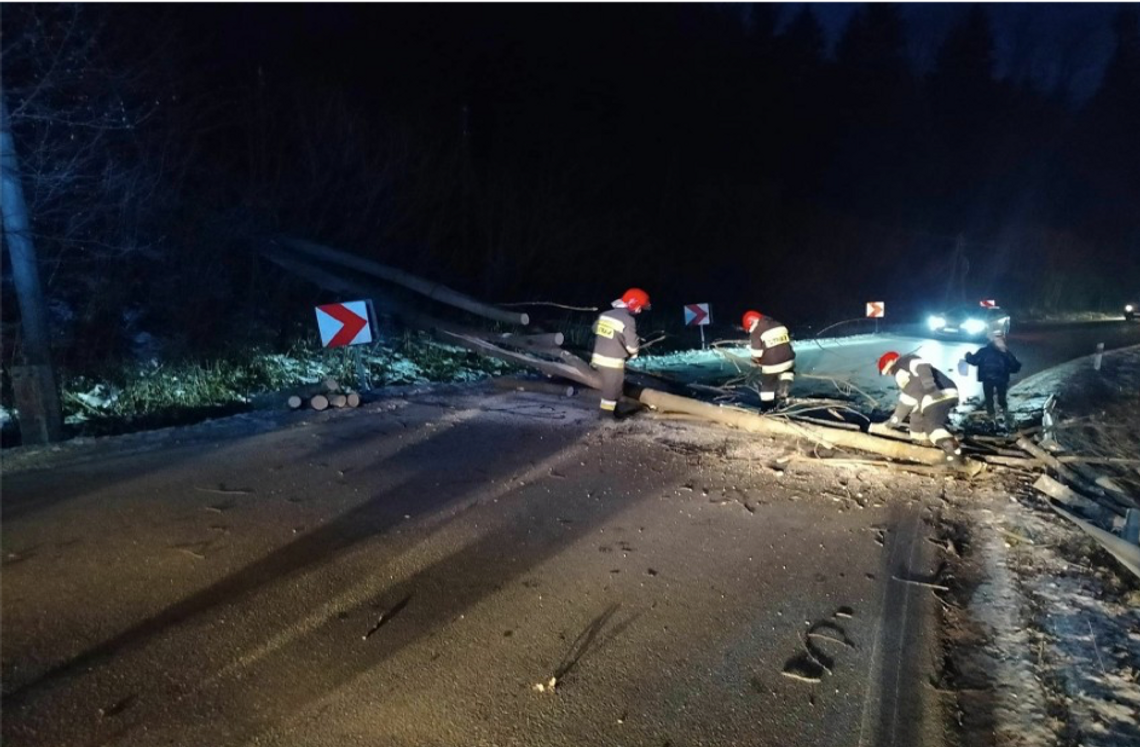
left=1, top=92, right=63, bottom=443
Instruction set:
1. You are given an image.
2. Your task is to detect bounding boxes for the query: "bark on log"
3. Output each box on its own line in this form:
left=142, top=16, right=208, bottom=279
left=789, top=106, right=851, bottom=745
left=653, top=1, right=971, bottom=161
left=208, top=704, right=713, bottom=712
left=310, top=395, right=329, bottom=411
left=440, top=331, right=603, bottom=389
left=496, top=332, right=564, bottom=350
left=287, top=395, right=303, bottom=410
left=978, top=454, right=1039, bottom=469
left=264, top=250, right=523, bottom=348
left=277, top=237, right=528, bottom=326
left=633, top=388, right=954, bottom=467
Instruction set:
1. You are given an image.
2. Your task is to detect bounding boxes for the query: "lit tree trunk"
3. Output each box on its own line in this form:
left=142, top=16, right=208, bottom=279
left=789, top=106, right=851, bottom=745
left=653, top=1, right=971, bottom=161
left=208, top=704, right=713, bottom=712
left=1, top=93, right=63, bottom=443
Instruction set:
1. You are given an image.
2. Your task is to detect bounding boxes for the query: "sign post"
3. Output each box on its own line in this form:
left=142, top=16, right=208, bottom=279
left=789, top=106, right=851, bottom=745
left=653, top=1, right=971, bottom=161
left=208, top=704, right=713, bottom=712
left=315, top=300, right=376, bottom=390
left=865, top=301, right=885, bottom=334
left=684, top=303, right=712, bottom=349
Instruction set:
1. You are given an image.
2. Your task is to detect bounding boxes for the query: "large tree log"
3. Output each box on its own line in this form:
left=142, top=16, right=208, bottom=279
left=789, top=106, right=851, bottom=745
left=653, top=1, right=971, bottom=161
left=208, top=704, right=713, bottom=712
left=632, top=387, right=954, bottom=467
left=276, top=237, right=528, bottom=326
left=439, top=331, right=602, bottom=389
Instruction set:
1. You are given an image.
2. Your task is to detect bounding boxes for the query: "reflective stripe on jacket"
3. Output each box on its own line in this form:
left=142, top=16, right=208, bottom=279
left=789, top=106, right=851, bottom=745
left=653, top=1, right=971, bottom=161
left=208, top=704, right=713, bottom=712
left=749, top=317, right=794, bottom=366
left=592, top=308, right=638, bottom=366
left=894, top=354, right=958, bottom=411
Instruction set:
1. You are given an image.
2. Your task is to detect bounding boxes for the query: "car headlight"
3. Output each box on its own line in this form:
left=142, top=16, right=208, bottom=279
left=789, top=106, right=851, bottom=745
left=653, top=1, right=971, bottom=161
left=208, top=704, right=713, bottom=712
left=927, top=315, right=947, bottom=331
left=962, top=318, right=987, bottom=335
left=1127, top=304, right=1135, bottom=313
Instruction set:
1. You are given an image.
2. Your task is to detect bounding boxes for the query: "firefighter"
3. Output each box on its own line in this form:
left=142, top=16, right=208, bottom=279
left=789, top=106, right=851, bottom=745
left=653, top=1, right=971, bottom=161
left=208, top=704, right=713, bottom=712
left=743, top=310, right=795, bottom=406
left=591, top=288, right=650, bottom=419
left=964, top=330, right=1022, bottom=429
left=873, top=351, right=963, bottom=465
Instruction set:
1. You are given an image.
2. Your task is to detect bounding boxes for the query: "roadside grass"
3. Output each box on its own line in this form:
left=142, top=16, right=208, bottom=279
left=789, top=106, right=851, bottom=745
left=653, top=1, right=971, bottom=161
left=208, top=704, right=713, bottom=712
left=53, top=332, right=513, bottom=437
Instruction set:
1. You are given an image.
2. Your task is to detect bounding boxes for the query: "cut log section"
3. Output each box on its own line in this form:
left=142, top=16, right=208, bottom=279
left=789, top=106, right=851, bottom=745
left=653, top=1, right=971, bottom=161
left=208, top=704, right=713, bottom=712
left=310, top=394, right=329, bottom=411
left=323, top=377, right=340, bottom=392
left=329, top=394, right=348, bottom=408
left=346, top=392, right=361, bottom=408
left=287, top=395, right=304, bottom=410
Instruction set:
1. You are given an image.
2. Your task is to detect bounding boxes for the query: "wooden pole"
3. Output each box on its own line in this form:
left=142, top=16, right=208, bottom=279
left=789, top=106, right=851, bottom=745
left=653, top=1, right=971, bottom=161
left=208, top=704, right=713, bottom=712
left=632, top=388, right=953, bottom=466
left=276, top=237, right=528, bottom=326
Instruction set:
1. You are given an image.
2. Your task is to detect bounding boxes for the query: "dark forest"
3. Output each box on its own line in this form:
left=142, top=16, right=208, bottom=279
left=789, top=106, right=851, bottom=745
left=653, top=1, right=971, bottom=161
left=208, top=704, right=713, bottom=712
left=3, top=3, right=1139, bottom=374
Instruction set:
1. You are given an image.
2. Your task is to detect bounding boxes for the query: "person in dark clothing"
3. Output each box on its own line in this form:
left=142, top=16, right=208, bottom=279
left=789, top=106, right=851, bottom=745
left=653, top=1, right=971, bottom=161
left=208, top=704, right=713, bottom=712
left=591, top=288, right=650, bottom=419
left=965, top=331, right=1021, bottom=427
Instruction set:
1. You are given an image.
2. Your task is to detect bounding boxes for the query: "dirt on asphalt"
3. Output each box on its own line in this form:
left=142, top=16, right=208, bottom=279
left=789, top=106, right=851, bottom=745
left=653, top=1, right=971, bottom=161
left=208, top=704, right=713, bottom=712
left=2, top=383, right=975, bottom=747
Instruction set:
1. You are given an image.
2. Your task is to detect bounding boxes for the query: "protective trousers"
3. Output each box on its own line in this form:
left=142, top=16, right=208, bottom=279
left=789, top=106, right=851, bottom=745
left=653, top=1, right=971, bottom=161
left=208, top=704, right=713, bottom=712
left=759, top=365, right=795, bottom=404
left=909, top=398, right=959, bottom=455
left=597, top=366, right=624, bottom=416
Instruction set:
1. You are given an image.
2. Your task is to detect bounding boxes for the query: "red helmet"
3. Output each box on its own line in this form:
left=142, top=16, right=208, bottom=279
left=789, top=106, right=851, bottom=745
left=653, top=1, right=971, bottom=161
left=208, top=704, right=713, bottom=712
left=742, top=310, right=763, bottom=331
left=621, top=288, right=651, bottom=312
left=878, top=351, right=900, bottom=375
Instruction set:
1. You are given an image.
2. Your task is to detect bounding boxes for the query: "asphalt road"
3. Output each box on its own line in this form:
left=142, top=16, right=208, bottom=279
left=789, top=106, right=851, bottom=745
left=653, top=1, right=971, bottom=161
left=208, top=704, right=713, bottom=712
left=2, top=319, right=1136, bottom=747
left=4, top=394, right=950, bottom=747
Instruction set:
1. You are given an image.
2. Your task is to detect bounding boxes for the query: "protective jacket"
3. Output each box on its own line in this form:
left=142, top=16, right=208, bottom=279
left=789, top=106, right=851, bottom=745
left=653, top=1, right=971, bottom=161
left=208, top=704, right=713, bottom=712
left=965, top=344, right=1021, bottom=384
left=749, top=317, right=794, bottom=374
left=889, top=353, right=958, bottom=423
left=591, top=307, right=639, bottom=369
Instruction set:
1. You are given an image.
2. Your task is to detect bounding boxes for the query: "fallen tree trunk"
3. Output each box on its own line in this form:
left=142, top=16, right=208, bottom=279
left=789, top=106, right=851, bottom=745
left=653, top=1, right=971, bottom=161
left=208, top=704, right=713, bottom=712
left=496, top=332, right=564, bottom=349
left=276, top=237, right=528, bottom=326
left=632, top=388, right=953, bottom=467
left=440, top=331, right=602, bottom=389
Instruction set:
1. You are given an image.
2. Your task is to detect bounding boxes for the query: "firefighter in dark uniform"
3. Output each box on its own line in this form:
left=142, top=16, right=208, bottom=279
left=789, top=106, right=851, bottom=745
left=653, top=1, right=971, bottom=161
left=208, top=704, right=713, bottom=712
left=873, top=351, right=963, bottom=464
left=591, top=288, right=650, bottom=419
left=743, top=310, right=795, bottom=406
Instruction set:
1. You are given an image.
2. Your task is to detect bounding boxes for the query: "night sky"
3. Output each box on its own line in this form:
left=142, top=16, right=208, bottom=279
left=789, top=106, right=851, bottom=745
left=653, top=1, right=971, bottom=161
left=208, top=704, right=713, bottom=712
left=779, top=0, right=1126, bottom=95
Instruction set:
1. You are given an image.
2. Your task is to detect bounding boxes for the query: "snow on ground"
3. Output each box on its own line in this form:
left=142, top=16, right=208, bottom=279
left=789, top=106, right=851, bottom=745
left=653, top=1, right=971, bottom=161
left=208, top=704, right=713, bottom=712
left=943, top=344, right=1140, bottom=746
left=636, top=332, right=986, bottom=418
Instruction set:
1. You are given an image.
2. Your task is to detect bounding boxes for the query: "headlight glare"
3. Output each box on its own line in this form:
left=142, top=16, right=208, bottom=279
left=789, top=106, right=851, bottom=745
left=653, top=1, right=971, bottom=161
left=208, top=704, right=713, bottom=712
left=927, top=315, right=947, bottom=331
left=962, top=318, right=987, bottom=335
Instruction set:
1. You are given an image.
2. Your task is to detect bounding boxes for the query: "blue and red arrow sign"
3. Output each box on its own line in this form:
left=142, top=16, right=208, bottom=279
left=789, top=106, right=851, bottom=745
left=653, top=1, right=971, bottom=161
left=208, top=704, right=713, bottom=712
left=315, top=301, right=374, bottom=347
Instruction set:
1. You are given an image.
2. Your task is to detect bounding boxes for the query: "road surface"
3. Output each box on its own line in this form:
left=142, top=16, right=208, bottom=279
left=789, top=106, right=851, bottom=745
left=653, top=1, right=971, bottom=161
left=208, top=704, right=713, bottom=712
left=2, top=319, right=1137, bottom=746
left=641, top=318, right=1140, bottom=414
